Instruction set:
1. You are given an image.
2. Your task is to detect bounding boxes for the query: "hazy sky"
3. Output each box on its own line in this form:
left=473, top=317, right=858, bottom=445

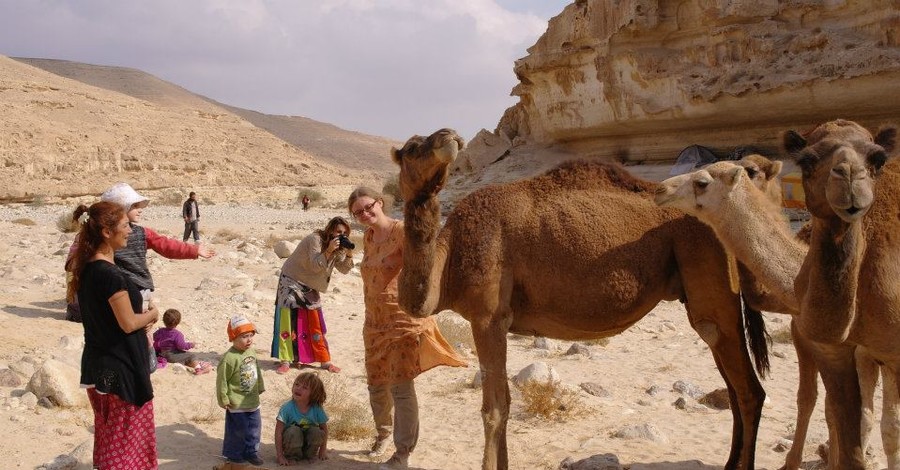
left=1, top=0, right=571, bottom=141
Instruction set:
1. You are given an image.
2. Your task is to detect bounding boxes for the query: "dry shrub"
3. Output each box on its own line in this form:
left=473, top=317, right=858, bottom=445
left=215, top=228, right=243, bottom=242
left=321, top=374, right=373, bottom=441
left=582, top=337, right=611, bottom=347
left=187, top=398, right=223, bottom=424
left=517, top=379, right=585, bottom=421
left=771, top=326, right=793, bottom=344
left=56, top=213, right=79, bottom=233
left=436, top=311, right=475, bottom=354
left=12, top=218, right=36, bottom=226
left=382, top=175, right=401, bottom=203
left=297, top=189, right=324, bottom=204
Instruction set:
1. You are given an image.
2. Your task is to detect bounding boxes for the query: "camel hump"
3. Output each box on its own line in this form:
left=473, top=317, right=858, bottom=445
left=539, top=160, right=657, bottom=194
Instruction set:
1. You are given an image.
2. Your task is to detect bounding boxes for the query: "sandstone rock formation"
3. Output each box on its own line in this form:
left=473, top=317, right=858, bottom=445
left=469, top=0, right=900, bottom=172
left=0, top=56, right=395, bottom=202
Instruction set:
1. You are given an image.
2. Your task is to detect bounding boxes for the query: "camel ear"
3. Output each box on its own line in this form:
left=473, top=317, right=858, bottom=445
left=768, top=160, right=783, bottom=180
left=782, top=130, right=807, bottom=155
left=390, top=147, right=402, bottom=165
left=875, top=126, right=897, bottom=154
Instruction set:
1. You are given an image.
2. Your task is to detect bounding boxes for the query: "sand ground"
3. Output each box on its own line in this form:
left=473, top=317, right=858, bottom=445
left=0, top=197, right=889, bottom=470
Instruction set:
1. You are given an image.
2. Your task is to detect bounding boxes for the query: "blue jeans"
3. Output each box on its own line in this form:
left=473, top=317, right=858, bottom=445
left=223, top=409, right=261, bottom=462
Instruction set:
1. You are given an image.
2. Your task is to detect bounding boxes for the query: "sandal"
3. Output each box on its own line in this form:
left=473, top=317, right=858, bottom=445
left=321, top=363, right=341, bottom=373
left=276, top=362, right=291, bottom=374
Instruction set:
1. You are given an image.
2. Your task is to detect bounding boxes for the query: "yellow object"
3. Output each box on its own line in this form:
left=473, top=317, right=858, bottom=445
left=781, top=172, right=806, bottom=209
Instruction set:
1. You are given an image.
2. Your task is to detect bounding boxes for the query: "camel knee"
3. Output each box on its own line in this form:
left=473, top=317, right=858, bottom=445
left=693, top=320, right=720, bottom=346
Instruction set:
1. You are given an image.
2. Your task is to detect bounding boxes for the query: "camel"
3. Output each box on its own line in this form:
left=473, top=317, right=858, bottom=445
left=390, top=128, right=770, bottom=470
left=654, top=155, right=900, bottom=469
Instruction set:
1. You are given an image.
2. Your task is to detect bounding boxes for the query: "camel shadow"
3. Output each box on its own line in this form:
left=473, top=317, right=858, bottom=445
left=624, top=460, right=721, bottom=469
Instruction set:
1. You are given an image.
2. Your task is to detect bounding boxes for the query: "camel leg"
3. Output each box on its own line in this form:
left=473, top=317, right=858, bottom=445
left=781, top=320, right=819, bottom=470
left=856, top=349, right=878, bottom=463
left=685, top=306, right=765, bottom=470
left=883, top=369, right=900, bottom=469
left=471, top=314, right=511, bottom=470
left=813, top=343, right=866, bottom=470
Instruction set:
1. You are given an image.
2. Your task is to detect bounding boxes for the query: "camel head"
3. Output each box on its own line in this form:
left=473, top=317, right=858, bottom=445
left=655, top=161, right=755, bottom=222
left=391, top=128, right=465, bottom=203
left=737, top=154, right=784, bottom=206
left=783, top=119, right=897, bottom=222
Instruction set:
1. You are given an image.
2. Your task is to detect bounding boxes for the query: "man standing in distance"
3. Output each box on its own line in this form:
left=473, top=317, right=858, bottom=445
left=182, top=191, right=201, bottom=243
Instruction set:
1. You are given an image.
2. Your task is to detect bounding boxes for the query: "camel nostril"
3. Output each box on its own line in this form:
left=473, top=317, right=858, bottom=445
left=846, top=206, right=860, bottom=215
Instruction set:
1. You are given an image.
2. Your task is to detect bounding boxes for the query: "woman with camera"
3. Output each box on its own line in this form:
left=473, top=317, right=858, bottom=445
left=271, top=216, right=354, bottom=374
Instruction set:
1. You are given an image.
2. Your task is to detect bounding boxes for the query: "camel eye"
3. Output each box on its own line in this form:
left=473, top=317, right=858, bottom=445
left=694, top=180, right=709, bottom=189
left=744, top=167, right=759, bottom=179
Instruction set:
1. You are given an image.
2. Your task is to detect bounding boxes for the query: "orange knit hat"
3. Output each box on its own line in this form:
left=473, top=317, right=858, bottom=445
left=227, top=315, right=257, bottom=341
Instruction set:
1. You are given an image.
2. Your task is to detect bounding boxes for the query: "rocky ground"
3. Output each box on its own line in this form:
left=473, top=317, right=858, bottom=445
left=0, top=195, right=888, bottom=470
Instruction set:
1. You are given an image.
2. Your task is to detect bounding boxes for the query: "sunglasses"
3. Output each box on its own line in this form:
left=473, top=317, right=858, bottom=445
left=352, top=200, right=379, bottom=218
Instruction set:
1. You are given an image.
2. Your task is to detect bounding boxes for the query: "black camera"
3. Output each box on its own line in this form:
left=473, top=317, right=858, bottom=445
left=335, top=234, right=355, bottom=250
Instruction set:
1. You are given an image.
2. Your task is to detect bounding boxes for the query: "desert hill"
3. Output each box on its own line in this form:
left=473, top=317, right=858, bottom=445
left=14, top=57, right=401, bottom=178
left=0, top=56, right=399, bottom=203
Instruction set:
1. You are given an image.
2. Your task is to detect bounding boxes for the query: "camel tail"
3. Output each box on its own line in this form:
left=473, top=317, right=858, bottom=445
left=743, top=293, right=771, bottom=378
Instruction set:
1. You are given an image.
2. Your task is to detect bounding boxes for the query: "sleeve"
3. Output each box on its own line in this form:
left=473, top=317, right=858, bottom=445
left=182, top=201, right=189, bottom=218
left=145, top=227, right=199, bottom=259
left=256, top=359, right=265, bottom=394
left=216, top=353, right=232, bottom=407
left=98, top=262, right=129, bottom=300
left=315, top=405, right=329, bottom=424
left=276, top=402, right=289, bottom=424
left=334, top=252, right=354, bottom=274
left=305, top=234, right=331, bottom=271
left=152, top=329, right=163, bottom=351
left=172, top=330, right=193, bottom=351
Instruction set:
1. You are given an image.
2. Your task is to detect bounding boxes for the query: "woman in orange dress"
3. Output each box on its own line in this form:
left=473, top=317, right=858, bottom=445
left=348, top=187, right=466, bottom=469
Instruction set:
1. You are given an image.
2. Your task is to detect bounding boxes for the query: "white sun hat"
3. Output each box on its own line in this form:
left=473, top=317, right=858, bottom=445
left=100, top=182, right=150, bottom=210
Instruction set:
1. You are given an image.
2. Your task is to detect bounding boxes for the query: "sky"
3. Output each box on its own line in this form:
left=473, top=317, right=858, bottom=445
left=0, top=0, right=571, bottom=142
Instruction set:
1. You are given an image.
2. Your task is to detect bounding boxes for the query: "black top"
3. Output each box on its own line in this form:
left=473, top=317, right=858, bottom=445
left=78, top=260, right=153, bottom=406
left=114, top=224, right=153, bottom=291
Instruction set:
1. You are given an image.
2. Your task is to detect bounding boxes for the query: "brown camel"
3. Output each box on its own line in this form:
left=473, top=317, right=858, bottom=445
left=782, top=119, right=900, bottom=469
left=655, top=157, right=899, bottom=469
left=390, top=128, right=769, bottom=470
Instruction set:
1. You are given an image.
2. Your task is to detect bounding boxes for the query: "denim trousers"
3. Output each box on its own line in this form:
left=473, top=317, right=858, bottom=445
left=222, top=409, right=261, bottom=462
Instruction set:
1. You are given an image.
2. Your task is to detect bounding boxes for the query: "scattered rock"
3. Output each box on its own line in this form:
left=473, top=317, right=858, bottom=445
left=673, top=397, right=687, bottom=410
left=559, top=453, right=622, bottom=470
left=698, top=387, right=731, bottom=410
left=565, top=343, right=591, bottom=356
left=533, top=337, right=554, bottom=350
left=0, top=368, right=22, bottom=387
left=645, top=385, right=661, bottom=397
left=579, top=382, right=610, bottom=398
left=273, top=240, right=296, bottom=258
left=672, top=380, right=704, bottom=399
left=26, top=359, right=85, bottom=408
left=512, top=362, right=559, bottom=387
left=773, top=438, right=793, bottom=452
left=471, top=371, right=483, bottom=389
left=611, top=423, right=668, bottom=443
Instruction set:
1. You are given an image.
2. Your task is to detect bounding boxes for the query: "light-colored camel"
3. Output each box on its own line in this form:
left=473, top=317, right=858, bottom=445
left=390, top=128, right=770, bottom=470
left=655, top=156, right=900, bottom=469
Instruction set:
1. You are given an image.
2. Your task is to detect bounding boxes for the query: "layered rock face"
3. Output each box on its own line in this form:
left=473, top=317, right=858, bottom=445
left=497, top=0, right=900, bottom=163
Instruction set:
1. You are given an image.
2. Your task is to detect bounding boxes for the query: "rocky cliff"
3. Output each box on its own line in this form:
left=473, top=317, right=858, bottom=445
left=477, top=0, right=900, bottom=168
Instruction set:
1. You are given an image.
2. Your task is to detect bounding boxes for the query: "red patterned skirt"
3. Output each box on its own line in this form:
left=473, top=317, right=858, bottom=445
left=87, top=388, right=157, bottom=469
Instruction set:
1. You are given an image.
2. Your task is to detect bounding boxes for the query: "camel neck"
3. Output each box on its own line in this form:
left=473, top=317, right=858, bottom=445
left=795, top=217, right=864, bottom=343
left=714, top=183, right=805, bottom=311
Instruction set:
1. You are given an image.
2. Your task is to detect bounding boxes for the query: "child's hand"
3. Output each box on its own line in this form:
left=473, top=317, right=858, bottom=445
left=276, top=455, right=294, bottom=466
left=317, top=447, right=328, bottom=460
